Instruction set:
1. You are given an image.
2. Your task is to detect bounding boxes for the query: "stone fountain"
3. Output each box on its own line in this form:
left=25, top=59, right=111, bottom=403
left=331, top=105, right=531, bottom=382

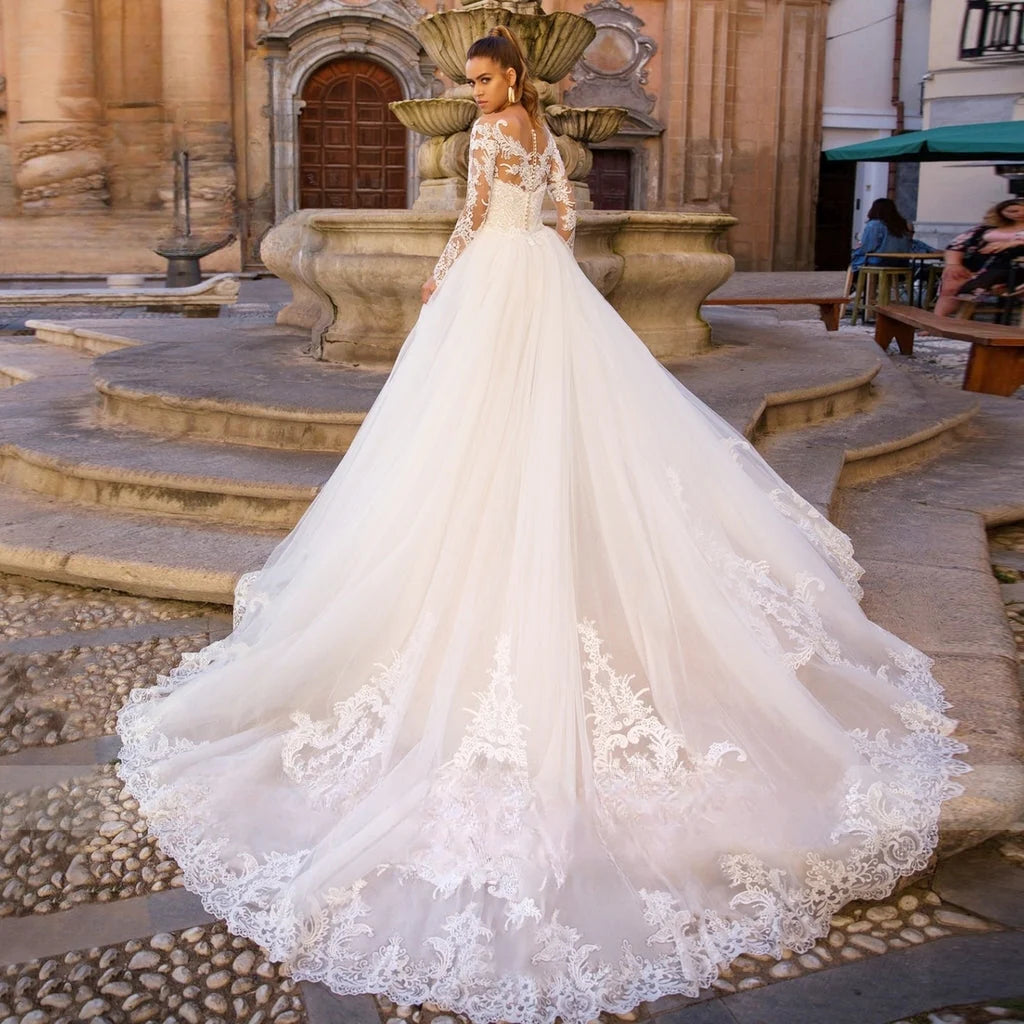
left=262, top=0, right=736, bottom=367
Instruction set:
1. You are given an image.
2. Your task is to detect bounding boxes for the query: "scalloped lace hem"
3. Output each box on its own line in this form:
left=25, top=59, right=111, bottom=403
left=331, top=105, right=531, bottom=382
left=115, top=607, right=968, bottom=1024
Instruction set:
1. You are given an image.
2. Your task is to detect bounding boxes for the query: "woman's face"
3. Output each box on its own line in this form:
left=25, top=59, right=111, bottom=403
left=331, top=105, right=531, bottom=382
left=466, top=57, right=513, bottom=116
left=1000, top=202, right=1024, bottom=223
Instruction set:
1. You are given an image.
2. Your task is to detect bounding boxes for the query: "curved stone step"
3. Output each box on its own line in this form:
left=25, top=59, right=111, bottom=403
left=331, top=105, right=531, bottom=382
left=0, top=481, right=275, bottom=604
left=27, top=319, right=141, bottom=355
left=679, top=310, right=885, bottom=437
left=37, top=313, right=883, bottom=453
left=54, top=318, right=383, bottom=452
left=0, top=377, right=338, bottom=528
left=757, top=359, right=978, bottom=515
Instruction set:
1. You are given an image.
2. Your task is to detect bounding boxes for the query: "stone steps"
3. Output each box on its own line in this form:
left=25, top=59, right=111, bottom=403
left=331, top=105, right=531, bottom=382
left=34, top=315, right=885, bottom=455
left=33, top=318, right=384, bottom=451
left=0, top=309, right=985, bottom=603
left=0, top=375, right=337, bottom=528
left=832, top=393, right=1024, bottom=852
left=0, top=481, right=276, bottom=603
left=756, top=359, right=979, bottom=513
left=2, top=312, right=967, bottom=535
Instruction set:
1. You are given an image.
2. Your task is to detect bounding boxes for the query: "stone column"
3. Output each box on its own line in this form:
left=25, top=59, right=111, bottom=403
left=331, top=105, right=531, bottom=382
left=0, top=7, right=17, bottom=215
left=160, top=0, right=236, bottom=225
left=659, top=0, right=827, bottom=271
left=98, top=0, right=165, bottom=212
left=5, top=0, right=109, bottom=213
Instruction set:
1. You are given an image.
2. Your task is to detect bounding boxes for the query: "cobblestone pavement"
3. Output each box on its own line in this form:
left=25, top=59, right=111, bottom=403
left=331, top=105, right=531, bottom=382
left=0, top=923, right=305, bottom=1024
left=1, top=765, right=182, bottom=918
left=0, top=633, right=214, bottom=755
left=0, top=516, right=1020, bottom=1024
left=0, top=575, right=223, bottom=642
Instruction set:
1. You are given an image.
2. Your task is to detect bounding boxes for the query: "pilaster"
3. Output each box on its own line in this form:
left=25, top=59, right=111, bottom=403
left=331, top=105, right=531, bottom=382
left=5, top=0, right=109, bottom=214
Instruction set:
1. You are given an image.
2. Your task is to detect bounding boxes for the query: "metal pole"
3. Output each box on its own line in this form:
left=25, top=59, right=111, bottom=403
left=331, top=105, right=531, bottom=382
left=183, top=151, right=192, bottom=238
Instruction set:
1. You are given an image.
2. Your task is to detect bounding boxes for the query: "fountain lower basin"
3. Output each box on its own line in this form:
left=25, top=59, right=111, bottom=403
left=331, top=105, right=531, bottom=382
left=261, top=209, right=736, bottom=367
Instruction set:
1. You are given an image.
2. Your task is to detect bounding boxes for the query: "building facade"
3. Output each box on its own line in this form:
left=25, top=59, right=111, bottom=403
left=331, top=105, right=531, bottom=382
left=914, top=0, right=1024, bottom=249
left=0, top=0, right=833, bottom=275
left=815, top=0, right=1024, bottom=268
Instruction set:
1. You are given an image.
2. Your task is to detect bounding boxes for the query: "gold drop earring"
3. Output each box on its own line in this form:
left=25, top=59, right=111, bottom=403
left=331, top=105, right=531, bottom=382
left=507, top=83, right=516, bottom=106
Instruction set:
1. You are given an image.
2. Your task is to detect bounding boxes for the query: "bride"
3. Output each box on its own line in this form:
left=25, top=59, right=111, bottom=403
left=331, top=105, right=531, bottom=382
left=116, top=26, right=968, bottom=1024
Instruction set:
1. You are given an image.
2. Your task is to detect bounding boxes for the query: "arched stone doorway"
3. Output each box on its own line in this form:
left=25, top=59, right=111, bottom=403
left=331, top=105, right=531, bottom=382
left=299, top=59, right=406, bottom=210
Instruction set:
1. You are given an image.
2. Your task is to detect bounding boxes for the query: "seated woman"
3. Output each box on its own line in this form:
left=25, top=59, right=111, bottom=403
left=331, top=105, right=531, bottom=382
left=850, top=198, right=915, bottom=273
left=934, top=199, right=1024, bottom=317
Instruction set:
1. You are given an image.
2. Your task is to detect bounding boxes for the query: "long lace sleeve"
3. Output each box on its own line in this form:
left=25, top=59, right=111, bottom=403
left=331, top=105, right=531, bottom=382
left=546, top=139, right=576, bottom=252
left=432, top=121, right=497, bottom=287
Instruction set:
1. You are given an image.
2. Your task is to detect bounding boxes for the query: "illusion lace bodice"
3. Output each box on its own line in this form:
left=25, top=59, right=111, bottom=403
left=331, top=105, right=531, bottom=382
left=432, top=117, right=576, bottom=286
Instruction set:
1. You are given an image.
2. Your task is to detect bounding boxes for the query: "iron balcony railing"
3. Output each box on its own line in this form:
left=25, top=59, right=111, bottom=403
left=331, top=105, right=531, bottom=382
left=960, top=1, right=1024, bottom=58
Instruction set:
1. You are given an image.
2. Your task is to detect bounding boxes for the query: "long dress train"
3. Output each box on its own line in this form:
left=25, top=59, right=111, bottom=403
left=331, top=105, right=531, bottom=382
left=116, top=117, right=968, bottom=1024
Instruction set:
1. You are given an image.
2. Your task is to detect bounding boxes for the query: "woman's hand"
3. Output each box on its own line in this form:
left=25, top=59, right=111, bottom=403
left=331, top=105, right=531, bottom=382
left=421, top=277, right=437, bottom=305
left=979, top=238, right=1022, bottom=254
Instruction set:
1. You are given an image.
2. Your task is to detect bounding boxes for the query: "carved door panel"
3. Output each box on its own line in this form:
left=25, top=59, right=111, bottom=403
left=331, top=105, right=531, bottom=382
left=587, top=149, right=632, bottom=210
left=299, top=59, right=407, bottom=210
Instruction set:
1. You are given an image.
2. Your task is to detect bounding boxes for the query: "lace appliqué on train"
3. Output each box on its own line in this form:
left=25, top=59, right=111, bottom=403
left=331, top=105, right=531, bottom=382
left=578, top=619, right=745, bottom=823
left=667, top=467, right=845, bottom=670
left=280, top=616, right=435, bottom=812
left=719, top=437, right=864, bottom=601
left=115, top=612, right=968, bottom=1024
left=768, top=486, right=864, bottom=600
left=390, top=631, right=556, bottom=929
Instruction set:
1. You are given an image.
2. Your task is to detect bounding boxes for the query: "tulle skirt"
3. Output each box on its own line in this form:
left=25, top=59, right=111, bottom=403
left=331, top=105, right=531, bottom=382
left=116, top=223, right=968, bottom=1024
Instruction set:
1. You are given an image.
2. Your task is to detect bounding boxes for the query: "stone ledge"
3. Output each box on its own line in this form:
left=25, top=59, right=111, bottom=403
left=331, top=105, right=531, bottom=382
left=2, top=274, right=239, bottom=310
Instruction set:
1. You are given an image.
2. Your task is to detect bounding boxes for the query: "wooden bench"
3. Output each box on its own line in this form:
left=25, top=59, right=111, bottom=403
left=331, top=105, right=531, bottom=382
left=703, top=295, right=848, bottom=331
left=874, top=303, right=1024, bottom=397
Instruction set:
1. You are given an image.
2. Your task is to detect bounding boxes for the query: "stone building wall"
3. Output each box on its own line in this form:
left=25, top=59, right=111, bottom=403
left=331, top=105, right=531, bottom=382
left=0, top=0, right=830, bottom=274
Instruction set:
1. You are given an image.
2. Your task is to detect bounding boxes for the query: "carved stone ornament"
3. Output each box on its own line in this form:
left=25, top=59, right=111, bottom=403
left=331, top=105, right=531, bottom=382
left=565, top=0, right=656, bottom=116
left=272, top=0, right=425, bottom=22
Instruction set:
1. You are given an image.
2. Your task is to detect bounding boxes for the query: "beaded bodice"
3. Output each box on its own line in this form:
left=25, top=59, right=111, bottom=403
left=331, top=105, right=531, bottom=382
left=432, top=118, right=577, bottom=286
left=485, top=177, right=547, bottom=235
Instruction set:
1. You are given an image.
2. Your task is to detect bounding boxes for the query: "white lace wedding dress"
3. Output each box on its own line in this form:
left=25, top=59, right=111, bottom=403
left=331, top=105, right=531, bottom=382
left=117, top=118, right=968, bottom=1024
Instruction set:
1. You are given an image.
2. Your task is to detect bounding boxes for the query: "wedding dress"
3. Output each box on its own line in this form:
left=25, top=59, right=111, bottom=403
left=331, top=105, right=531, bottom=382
left=116, top=117, right=968, bottom=1024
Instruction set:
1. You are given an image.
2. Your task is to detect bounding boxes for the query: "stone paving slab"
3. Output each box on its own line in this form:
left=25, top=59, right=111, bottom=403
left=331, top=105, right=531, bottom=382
left=299, top=983, right=381, bottom=1024
left=0, top=615, right=231, bottom=656
left=833, top=503, right=993, bottom=574
left=656, top=932, right=1024, bottom=1024
left=0, top=889, right=211, bottom=966
left=857, top=560, right=1015, bottom=662
left=933, top=840, right=1024, bottom=929
left=0, top=733, right=120, bottom=767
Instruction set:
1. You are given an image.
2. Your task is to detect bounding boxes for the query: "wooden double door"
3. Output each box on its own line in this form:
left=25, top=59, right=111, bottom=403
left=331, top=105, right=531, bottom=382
left=299, top=58, right=407, bottom=210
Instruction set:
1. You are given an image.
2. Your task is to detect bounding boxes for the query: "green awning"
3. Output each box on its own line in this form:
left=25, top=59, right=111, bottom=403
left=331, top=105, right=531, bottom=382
left=824, top=120, right=1024, bottom=162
